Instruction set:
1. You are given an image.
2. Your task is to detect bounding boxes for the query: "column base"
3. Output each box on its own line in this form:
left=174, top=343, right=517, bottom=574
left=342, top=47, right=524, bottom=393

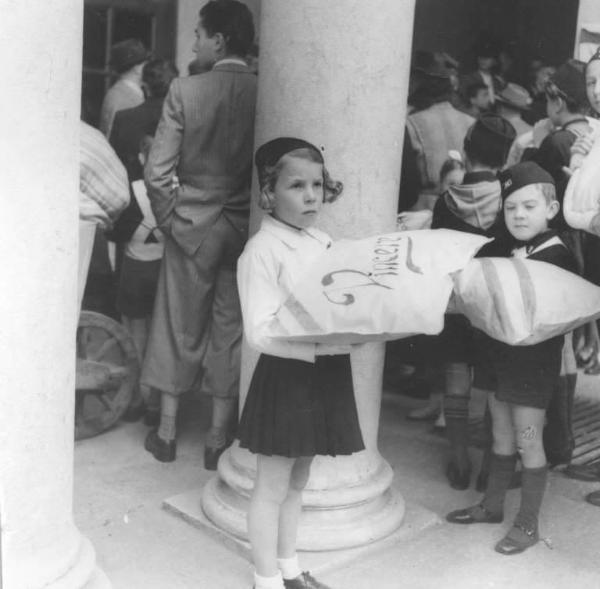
left=196, top=444, right=406, bottom=551
left=40, top=536, right=111, bottom=589
left=164, top=485, right=439, bottom=575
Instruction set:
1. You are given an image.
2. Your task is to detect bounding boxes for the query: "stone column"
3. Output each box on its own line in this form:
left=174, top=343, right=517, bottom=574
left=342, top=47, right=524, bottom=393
left=201, top=0, right=416, bottom=550
left=0, top=3, right=109, bottom=588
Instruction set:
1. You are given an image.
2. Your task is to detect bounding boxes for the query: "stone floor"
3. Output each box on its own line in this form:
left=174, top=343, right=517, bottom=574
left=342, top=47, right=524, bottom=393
left=74, top=373, right=600, bottom=589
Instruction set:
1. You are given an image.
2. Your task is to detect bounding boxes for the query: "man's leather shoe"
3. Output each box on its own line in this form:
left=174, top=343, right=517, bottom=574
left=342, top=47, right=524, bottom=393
left=145, top=430, right=176, bottom=462
left=565, top=463, right=600, bottom=482
left=446, top=503, right=503, bottom=524
left=284, top=571, right=332, bottom=589
left=204, top=437, right=233, bottom=471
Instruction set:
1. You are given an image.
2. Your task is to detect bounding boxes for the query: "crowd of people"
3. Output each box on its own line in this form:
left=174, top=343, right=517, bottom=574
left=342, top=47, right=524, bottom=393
left=78, top=2, right=600, bottom=588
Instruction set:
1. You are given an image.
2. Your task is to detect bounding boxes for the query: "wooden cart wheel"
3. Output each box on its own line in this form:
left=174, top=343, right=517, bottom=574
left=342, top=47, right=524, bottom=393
left=75, top=310, right=139, bottom=440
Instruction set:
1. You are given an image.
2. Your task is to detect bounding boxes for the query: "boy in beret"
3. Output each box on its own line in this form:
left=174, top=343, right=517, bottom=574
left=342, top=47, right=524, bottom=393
left=431, top=113, right=516, bottom=490
left=447, top=161, right=577, bottom=555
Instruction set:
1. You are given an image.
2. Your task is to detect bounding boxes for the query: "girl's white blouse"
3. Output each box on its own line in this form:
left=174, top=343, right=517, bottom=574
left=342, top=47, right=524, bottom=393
left=237, top=215, right=339, bottom=362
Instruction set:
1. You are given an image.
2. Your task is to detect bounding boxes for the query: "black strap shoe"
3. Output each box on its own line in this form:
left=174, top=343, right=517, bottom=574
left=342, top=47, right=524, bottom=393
left=446, top=504, right=503, bottom=524
left=284, top=571, right=332, bottom=589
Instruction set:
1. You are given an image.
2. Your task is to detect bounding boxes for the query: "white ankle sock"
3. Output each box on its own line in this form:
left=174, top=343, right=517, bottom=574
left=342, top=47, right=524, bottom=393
left=254, top=571, right=284, bottom=589
left=277, top=555, right=302, bottom=580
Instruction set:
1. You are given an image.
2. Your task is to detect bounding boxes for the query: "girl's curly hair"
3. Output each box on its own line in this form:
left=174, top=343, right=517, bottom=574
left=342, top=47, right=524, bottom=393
left=257, top=147, right=343, bottom=211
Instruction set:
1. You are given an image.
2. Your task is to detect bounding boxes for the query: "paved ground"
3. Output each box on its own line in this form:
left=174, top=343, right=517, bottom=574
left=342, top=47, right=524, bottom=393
left=74, top=374, right=600, bottom=589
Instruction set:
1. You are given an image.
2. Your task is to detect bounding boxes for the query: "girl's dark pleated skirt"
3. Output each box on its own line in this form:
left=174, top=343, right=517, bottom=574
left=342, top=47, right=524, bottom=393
left=237, top=354, right=365, bottom=458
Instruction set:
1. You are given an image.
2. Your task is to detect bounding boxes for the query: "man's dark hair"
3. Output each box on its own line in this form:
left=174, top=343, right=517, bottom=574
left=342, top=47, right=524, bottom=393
left=143, top=59, right=179, bottom=99
left=544, top=80, right=587, bottom=114
left=200, top=0, right=255, bottom=57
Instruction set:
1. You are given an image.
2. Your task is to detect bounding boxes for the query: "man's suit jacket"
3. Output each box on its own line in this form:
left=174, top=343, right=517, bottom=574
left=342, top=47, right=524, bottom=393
left=110, top=97, right=164, bottom=181
left=145, top=62, right=257, bottom=256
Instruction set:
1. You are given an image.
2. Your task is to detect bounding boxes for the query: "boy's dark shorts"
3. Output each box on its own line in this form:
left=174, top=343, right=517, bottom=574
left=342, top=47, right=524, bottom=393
left=482, top=335, right=565, bottom=409
left=117, top=255, right=162, bottom=318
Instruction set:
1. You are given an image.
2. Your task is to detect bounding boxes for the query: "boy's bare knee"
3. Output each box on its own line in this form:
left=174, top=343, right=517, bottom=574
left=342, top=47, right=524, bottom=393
left=516, top=424, right=541, bottom=455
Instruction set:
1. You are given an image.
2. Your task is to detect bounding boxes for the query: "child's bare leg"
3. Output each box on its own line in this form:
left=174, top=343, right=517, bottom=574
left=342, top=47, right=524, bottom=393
left=249, top=454, right=295, bottom=578
left=495, top=404, right=546, bottom=555
left=277, top=456, right=313, bottom=559
left=479, top=394, right=517, bottom=517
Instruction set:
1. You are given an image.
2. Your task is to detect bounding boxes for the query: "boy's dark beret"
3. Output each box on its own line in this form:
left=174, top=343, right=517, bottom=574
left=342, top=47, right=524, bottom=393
left=498, top=161, right=554, bottom=200
left=255, top=137, right=324, bottom=170
left=550, top=59, right=587, bottom=107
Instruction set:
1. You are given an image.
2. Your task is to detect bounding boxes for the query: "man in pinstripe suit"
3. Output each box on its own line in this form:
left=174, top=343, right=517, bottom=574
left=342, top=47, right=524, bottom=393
left=141, top=0, right=257, bottom=468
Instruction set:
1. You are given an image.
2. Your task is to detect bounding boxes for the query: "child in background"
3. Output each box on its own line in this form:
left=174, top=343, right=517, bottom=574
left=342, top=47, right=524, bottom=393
left=447, top=162, right=577, bottom=555
left=431, top=113, right=516, bottom=490
left=117, top=135, right=164, bottom=419
left=407, top=154, right=465, bottom=426
left=237, top=138, right=364, bottom=589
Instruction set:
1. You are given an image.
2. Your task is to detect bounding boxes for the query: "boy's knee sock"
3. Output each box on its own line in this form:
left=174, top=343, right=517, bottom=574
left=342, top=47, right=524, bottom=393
left=514, top=465, right=548, bottom=532
left=444, top=395, right=470, bottom=465
left=481, top=453, right=518, bottom=516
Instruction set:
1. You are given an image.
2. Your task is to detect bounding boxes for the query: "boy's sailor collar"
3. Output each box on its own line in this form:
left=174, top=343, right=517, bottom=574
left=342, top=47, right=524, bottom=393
left=261, top=214, right=331, bottom=249
left=511, top=229, right=562, bottom=255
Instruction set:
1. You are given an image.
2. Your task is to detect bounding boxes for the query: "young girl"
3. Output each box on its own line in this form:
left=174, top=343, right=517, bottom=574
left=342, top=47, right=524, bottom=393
left=446, top=162, right=577, bottom=555
left=236, top=138, right=365, bottom=589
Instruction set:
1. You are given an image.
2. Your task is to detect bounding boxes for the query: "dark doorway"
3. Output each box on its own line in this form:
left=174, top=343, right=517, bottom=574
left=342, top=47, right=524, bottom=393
left=82, top=0, right=176, bottom=127
left=411, top=0, right=580, bottom=81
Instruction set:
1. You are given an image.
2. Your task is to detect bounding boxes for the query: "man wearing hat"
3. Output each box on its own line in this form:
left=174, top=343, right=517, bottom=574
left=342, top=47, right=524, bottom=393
left=99, top=38, right=150, bottom=137
left=495, top=83, right=533, bottom=138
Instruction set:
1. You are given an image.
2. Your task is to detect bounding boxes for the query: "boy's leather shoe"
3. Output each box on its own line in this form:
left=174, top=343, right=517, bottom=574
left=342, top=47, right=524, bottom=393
left=284, top=571, right=332, bottom=589
left=494, top=523, right=538, bottom=555
left=145, top=430, right=176, bottom=462
left=446, top=504, right=503, bottom=524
